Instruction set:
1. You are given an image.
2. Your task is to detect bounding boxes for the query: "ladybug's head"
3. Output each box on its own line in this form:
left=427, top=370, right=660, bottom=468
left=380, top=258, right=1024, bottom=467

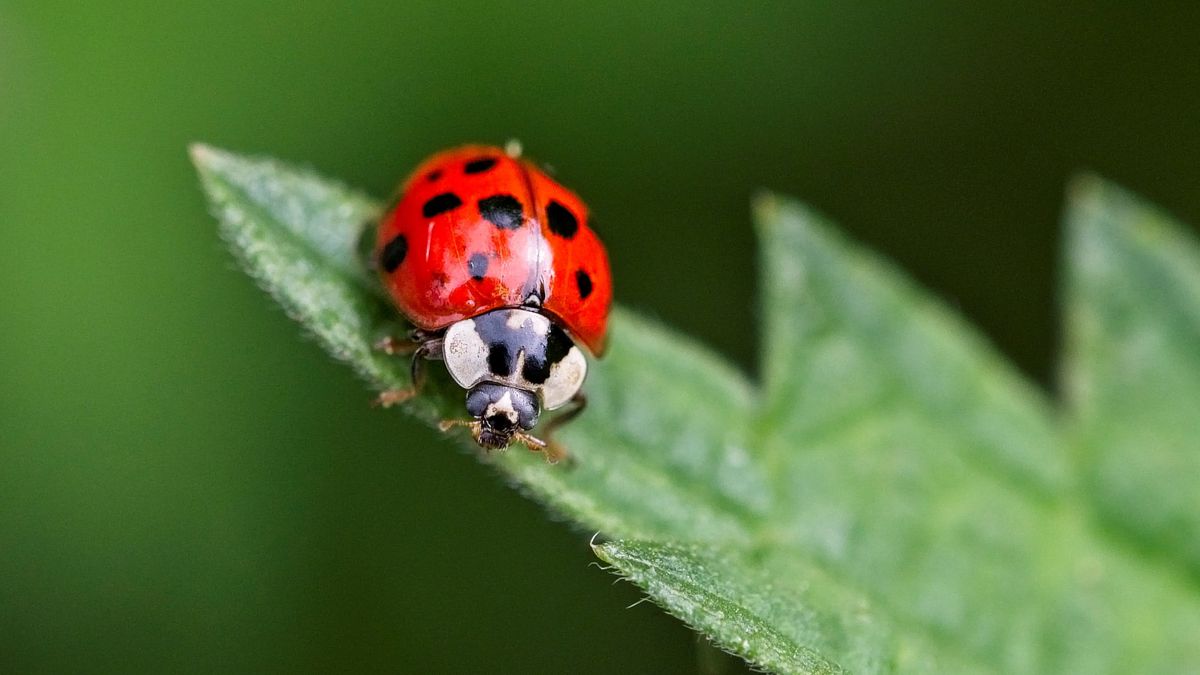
left=463, top=382, right=541, bottom=450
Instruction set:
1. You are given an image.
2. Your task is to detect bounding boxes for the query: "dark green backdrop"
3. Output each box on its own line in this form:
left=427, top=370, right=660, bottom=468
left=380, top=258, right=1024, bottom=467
left=2, top=2, right=1198, bottom=672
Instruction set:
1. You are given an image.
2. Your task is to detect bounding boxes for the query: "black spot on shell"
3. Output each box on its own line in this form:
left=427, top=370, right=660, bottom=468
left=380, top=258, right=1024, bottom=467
left=464, top=157, right=497, bottom=174
left=575, top=269, right=593, bottom=300
left=467, top=253, right=489, bottom=281
left=422, top=192, right=462, bottom=218
left=380, top=235, right=408, bottom=272
left=425, top=169, right=443, bottom=182
left=478, top=194, right=524, bottom=230
left=546, top=199, right=579, bottom=239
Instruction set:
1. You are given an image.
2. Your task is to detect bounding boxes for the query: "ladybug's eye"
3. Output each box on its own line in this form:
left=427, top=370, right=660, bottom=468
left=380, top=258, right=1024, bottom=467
left=467, top=383, right=540, bottom=431
left=465, top=386, right=492, bottom=418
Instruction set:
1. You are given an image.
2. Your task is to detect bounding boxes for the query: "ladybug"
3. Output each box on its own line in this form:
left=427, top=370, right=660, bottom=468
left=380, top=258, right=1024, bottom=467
left=373, top=144, right=612, bottom=462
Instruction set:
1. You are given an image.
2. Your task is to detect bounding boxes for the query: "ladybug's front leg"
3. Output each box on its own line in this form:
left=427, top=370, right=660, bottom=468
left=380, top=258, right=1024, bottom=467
left=373, top=328, right=438, bottom=356
left=534, top=392, right=587, bottom=465
left=373, top=335, right=442, bottom=408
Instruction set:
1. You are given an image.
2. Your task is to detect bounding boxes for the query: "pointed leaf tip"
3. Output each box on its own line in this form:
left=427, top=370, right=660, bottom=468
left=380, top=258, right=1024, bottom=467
left=1066, top=171, right=1106, bottom=203
left=187, top=142, right=222, bottom=170
left=751, top=189, right=781, bottom=221
left=1064, top=173, right=1200, bottom=579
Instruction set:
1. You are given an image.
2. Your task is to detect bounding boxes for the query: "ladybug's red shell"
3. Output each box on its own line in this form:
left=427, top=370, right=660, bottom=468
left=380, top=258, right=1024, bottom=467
left=376, top=145, right=612, bottom=355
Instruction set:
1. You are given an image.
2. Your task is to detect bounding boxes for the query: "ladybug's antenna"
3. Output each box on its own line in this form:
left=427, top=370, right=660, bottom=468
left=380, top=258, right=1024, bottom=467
left=439, top=418, right=478, bottom=433
left=504, top=139, right=523, bottom=158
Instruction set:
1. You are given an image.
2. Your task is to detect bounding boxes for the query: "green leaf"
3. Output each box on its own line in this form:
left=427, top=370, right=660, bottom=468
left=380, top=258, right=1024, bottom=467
left=1063, top=175, right=1200, bottom=575
left=192, top=145, right=1200, bottom=674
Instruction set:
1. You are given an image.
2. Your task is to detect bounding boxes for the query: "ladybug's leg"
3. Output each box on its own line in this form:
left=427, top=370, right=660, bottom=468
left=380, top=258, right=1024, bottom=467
left=374, top=336, right=416, bottom=355
left=536, top=392, right=587, bottom=465
left=373, top=338, right=442, bottom=408
left=374, top=328, right=438, bottom=356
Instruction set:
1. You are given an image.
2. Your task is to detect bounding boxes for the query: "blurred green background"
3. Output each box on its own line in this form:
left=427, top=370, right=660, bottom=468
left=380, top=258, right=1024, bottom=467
left=2, top=2, right=1198, bottom=672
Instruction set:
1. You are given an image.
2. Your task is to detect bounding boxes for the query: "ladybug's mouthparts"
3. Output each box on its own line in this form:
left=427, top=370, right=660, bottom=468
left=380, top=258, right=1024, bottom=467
left=476, top=428, right=515, bottom=450
left=438, top=416, right=549, bottom=454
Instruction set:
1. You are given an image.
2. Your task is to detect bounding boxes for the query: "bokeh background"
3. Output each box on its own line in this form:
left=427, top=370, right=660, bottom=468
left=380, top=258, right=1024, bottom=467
left=2, top=2, right=1198, bottom=672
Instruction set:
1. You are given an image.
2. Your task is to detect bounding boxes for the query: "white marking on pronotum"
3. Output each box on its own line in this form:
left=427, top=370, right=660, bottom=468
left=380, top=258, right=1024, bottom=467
left=443, top=318, right=489, bottom=388
left=541, top=346, right=587, bottom=410
left=506, top=310, right=533, bottom=330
